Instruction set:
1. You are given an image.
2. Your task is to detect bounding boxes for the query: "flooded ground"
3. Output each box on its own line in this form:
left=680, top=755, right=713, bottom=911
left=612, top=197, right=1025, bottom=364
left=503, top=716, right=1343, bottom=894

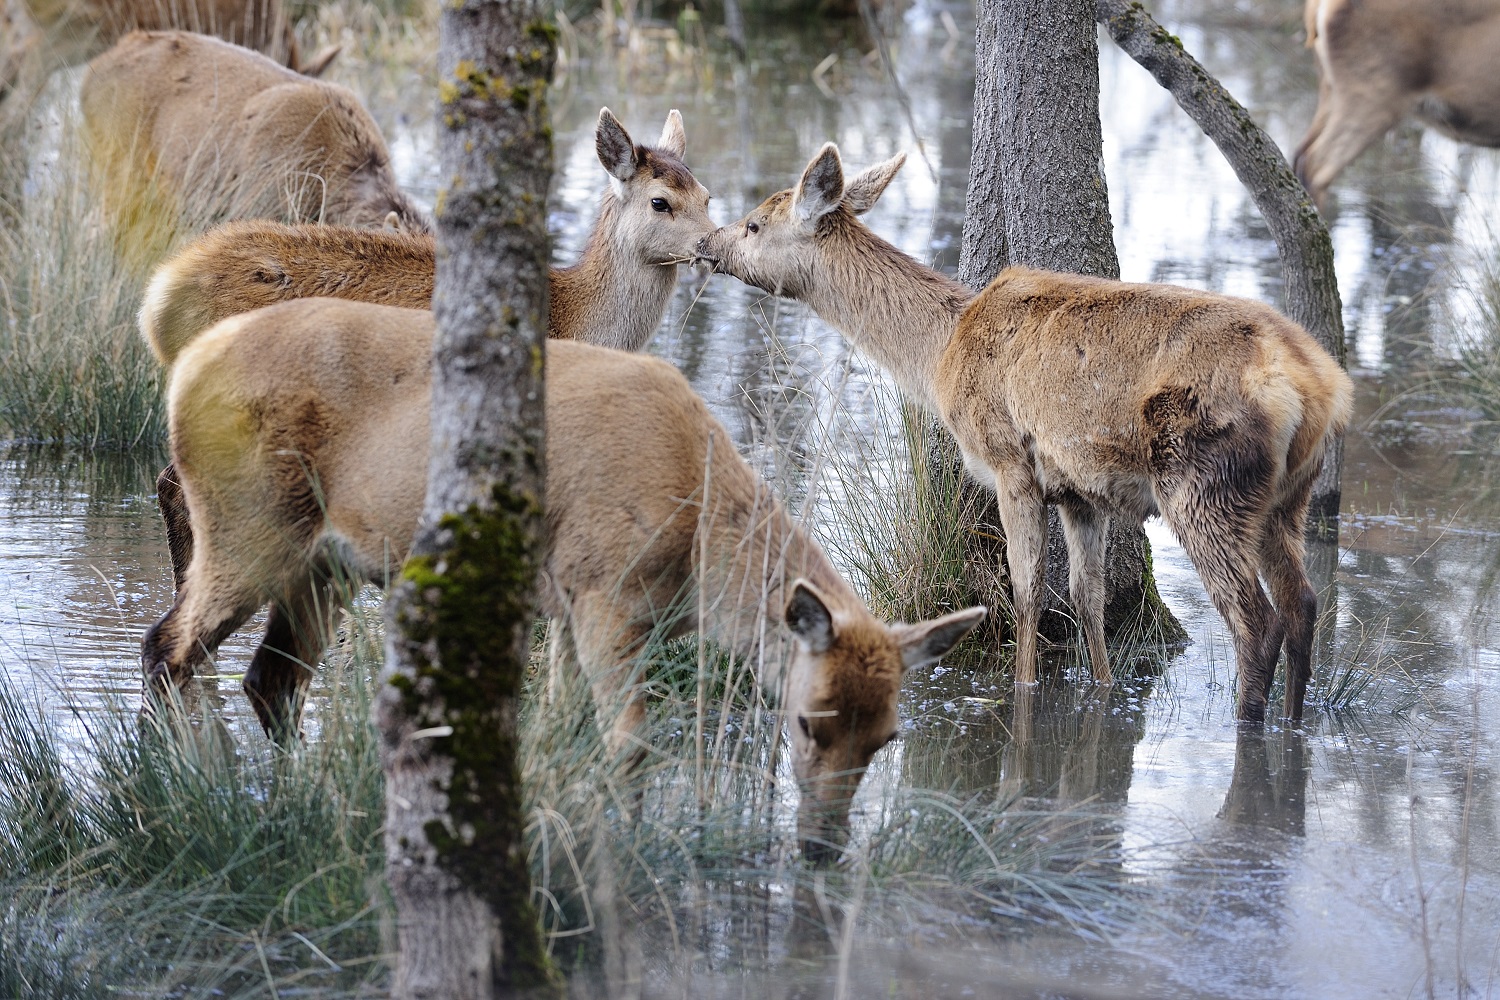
left=4, top=0, right=1500, bottom=995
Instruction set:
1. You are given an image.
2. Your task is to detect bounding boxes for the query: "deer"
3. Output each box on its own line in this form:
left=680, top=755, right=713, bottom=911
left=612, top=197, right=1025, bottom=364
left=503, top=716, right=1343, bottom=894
left=695, top=144, right=1355, bottom=724
left=80, top=30, right=424, bottom=273
left=1295, top=0, right=1500, bottom=209
left=140, top=297, right=986, bottom=861
left=2, top=0, right=335, bottom=117
left=141, top=106, right=715, bottom=591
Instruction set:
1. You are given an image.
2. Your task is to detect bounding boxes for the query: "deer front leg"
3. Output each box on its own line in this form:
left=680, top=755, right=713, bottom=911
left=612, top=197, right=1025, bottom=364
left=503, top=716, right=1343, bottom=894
left=1058, top=497, right=1111, bottom=683
left=991, top=466, right=1047, bottom=685
left=570, top=593, right=650, bottom=770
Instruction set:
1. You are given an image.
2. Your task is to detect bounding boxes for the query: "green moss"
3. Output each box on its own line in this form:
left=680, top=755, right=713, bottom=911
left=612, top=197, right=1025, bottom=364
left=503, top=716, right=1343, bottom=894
left=394, top=477, right=561, bottom=995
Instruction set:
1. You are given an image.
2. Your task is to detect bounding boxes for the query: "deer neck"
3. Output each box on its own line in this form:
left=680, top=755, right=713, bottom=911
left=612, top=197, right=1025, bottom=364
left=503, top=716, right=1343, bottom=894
left=806, top=218, right=974, bottom=411
left=553, top=194, right=678, bottom=351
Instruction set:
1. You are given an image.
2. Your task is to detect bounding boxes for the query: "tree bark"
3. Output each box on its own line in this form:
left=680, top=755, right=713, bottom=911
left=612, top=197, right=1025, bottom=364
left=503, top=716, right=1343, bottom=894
left=1095, top=0, right=1347, bottom=528
left=375, top=1, right=561, bottom=997
left=956, top=0, right=1183, bottom=649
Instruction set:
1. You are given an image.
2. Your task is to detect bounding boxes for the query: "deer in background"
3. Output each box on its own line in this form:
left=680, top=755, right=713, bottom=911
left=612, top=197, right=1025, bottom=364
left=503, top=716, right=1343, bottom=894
left=1295, top=0, right=1500, bottom=209
left=141, top=107, right=714, bottom=590
left=696, top=145, right=1354, bottom=724
left=2, top=0, right=334, bottom=116
left=141, top=298, right=985, bottom=861
left=80, top=30, right=424, bottom=272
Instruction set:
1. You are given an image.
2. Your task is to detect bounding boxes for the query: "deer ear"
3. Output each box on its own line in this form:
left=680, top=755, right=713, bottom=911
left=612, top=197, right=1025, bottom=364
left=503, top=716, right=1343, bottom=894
left=896, top=606, right=986, bottom=671
left=596, top=107, right=640, bottom=184
left=793, top=143, right=844, bottom=225
left=657, top=109, right=687, bottom=158
left=785, top=579, right=835, bottom=654
left=844, top=151, right=906, bottom=215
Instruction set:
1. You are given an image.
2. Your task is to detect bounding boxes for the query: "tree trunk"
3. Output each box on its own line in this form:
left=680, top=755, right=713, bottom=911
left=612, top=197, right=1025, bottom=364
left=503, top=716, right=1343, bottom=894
left=955, top=0, right=1183, bottom=650
left=1095, top=0, right=1347, bottom=528
left=375, top=1, right=561, bottom=997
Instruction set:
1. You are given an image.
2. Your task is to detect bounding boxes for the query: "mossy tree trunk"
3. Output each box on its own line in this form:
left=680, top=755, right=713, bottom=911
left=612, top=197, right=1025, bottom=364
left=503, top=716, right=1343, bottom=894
left=953, top=0, right=1183, bottom=651
left=1095, top=0, right=1347, bottom=527
left=375, top=0, right=561, bottom=997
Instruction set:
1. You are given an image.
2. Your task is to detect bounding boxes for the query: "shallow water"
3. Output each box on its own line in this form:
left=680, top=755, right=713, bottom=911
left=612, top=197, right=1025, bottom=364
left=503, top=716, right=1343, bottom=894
left=5, top=0, right=1500, bottom=994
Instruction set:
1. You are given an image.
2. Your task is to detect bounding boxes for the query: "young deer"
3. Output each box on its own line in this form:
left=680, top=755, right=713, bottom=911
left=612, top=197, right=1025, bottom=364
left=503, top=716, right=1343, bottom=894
left=696, top=145, right=1354, bottom=724
left=81, top=31, right=424, bottom=272
left=138, top=107, right=712, bottom=366
left=143, top=107, right=714, bottom=590
left=1296, top=0, right=1500, bottom=209
left=141, top=298, right=985, bottom=860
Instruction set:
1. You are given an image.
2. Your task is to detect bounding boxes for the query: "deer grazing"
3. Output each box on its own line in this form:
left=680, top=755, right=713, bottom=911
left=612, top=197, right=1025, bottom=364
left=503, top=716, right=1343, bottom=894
left=141, top=298, right=985, bottom=860
left=80, top=30, right=424, bottom=272
left=142, top=107, right=713, bottom=590
left=696, top=144, right=1354, bottom=724
left=1295, top=0, right=1500, bottom=209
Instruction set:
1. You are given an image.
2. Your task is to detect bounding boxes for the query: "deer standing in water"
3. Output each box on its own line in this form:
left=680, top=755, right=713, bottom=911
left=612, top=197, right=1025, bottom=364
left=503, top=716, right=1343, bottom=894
left=142, top=107, right=714, bottom=590
left=81, top=30, right=424, bottom=271
left=141, top=298, right=985, bottom=860
left=1295, top=0, right=1500, bottom=209
left=697, top=145, right=1353, bottom=723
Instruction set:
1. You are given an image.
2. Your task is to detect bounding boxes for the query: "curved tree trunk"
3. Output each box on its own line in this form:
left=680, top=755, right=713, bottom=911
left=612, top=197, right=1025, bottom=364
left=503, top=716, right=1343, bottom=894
left=376, top=0, right=561, bottom=997
left=1095, top=0, right=1347, bottom=527
left=956, top=0, right=1183, bottom=651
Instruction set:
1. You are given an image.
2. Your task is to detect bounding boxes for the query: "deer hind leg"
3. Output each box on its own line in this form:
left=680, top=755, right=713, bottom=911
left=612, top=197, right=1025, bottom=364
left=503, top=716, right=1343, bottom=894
left=156, top=463, right=194, bottom=592
left=1162, top=487, right=1281, bottom=725
left=243, top=571, right=341, bottom=745
left=1058, top=497, right=1111, bottom=683
left=140, top=564, right=262, bottom=720
left=1258, top=476, right=1319, bottom=722
left=570, top=592, right=651, bottom=769
left=991, top=465, right=1048, bottom=685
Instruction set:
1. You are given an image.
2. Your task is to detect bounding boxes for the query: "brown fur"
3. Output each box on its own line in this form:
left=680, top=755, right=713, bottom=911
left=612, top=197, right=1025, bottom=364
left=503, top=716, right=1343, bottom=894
left=697, top=145, right=1355, bottom=723
left=138, top=108, right=713, bottom=365
left=1295, top=0, right=1500, bottom=208
left=1, top=0, right=333, bottom=116
left=140, top=297, right=984, bottom=860
left=80, top=30, right=423, bottom=272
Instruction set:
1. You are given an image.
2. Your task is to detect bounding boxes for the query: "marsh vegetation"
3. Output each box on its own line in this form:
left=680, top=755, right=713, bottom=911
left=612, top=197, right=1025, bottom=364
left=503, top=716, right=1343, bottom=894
left=3, top=0, right=1500, bottom=995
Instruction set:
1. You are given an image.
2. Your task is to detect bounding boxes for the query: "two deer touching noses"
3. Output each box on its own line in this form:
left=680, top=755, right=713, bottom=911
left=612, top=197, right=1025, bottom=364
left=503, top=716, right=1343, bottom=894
left=141, top=118, right=1351, bottom=859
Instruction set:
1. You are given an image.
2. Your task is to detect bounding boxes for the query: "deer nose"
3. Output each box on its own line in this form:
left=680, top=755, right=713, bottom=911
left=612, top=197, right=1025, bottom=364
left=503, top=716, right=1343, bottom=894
left=693, top=234, right=718, bottom=265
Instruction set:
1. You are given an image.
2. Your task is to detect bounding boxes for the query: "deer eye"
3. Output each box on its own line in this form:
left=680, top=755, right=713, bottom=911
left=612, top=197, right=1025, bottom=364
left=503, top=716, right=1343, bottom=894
left=797, top=716, right=811, bottom=738
left=747, top=220, right=760, bottom=235
left=651, top=197, right=671, bottom=213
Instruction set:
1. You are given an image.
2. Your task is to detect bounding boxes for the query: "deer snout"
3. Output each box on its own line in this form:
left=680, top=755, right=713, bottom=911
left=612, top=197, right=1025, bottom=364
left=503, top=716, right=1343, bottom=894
left=693, top=233, right=722, bottom=270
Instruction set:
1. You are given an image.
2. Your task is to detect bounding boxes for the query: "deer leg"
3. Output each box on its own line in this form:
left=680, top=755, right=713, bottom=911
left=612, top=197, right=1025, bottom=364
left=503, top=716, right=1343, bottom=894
left=140, top=570, right=261, bottom=718
left=156, top=463, right=194, bottom=592
left=1167, top=501, right=1280, bottom=724
left=1058, top=497, right=1111, bottom=683
left=243, top=574, right=339, bottom=745
left=991, top=467, right=1047, bottom=685
left=571, top=593, right=651, bottom=769
left=1259, top=478, right=1319, bottom=722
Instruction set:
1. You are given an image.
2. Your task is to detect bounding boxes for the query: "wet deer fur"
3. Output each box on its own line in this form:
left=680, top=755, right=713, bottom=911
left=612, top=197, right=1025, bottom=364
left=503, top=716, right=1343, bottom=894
left=144, top=108, right=713, bottom=591
left=139, top=298, right=984, bottom=860
left=81, top=31, right=424, bottom=272
left=1295, top=0, right=1500, bottom=208
left=696, top=144, right=1354, bottom=723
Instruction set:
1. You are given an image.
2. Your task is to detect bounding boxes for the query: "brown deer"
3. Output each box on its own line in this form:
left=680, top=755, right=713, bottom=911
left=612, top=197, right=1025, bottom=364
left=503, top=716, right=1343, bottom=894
left=2, top=0, right=334, bottom=116
left=143, top=107, right=713, bottom=590
left=138, top=107, right=711, bottom=366
left=80, top=30, right=424, bottom=272
left=140, top=297, right=985, bottom=860
left=1295, top=0, right=1500, bottom=209
left=696, top=145, right=1354, bottom=724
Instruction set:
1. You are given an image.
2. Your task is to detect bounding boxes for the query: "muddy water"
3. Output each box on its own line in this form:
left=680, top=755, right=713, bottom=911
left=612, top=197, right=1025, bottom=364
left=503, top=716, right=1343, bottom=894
left=5, top=0, right=1500, bottom=994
